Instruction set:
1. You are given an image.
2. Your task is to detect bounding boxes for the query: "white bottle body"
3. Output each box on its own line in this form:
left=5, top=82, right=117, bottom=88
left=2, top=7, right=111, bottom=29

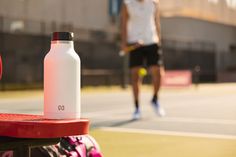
left=44, top=41, right=81, bottom=119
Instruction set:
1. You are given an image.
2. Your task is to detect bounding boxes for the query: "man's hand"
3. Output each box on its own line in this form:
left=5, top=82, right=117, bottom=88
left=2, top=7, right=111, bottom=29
left=119, top=40, right=144, bottom=56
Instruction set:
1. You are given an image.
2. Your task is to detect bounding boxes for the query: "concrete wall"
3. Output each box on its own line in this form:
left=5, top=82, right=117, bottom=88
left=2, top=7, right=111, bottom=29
left=161, top=17, right=236, bottom=52
left=1, top=0, right=236, bottom=32
left=0, top=0, right=110, bottom=31
left=160, top=0, right=236, bottom=26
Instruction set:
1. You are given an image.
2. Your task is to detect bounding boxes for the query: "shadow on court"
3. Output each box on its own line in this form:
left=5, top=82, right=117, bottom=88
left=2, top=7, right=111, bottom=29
left=91, top=119, right=138, bottom=129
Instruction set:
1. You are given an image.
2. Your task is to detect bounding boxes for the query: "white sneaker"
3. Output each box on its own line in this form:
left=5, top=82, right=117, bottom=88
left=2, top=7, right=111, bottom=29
left=151, top=100, right=166, bottom=117
left=132, top=109, right=141, bottom=120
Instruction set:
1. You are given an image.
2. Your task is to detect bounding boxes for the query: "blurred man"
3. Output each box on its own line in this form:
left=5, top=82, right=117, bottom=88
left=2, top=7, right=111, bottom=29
left=120, top=0, right=165, bottom=119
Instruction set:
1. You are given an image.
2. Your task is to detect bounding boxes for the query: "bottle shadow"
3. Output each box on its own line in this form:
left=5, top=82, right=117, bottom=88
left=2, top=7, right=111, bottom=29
left=91, top=118, right=138, bottom=129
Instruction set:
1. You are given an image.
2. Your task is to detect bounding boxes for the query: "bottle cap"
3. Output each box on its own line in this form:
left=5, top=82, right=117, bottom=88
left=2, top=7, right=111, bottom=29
left=52, top=32, right=74, bottom=41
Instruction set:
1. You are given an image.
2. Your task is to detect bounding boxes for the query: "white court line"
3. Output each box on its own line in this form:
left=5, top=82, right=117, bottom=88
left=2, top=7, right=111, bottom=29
left=156, top=117, right=236, bottom=125
left=99, top=127, right=236, bottom=140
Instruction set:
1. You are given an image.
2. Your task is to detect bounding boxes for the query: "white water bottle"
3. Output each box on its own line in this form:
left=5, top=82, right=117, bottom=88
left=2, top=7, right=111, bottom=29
left=44, top=32, right=81, bottom=119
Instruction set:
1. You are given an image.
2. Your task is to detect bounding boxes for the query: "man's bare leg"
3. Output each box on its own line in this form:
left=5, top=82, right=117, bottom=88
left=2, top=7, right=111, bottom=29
left=149, top=65, right=166, bottom=116
left=149, top=65, right=161, bottom=98
left=131, top=66, right=142, bottom=119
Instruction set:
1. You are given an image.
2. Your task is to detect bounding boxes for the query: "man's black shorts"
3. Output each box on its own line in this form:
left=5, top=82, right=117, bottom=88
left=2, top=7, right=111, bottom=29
left=129, top=43, right=163, bottom=68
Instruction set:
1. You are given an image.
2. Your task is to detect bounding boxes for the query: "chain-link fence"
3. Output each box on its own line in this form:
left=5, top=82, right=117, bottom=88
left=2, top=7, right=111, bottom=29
left=0, top=16, right=123, bottom=90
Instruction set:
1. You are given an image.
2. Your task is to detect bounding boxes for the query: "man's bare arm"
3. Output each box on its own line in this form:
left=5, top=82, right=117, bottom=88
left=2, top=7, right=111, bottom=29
left=120, top=3, right=129, bottom=50
left=155, top=1, right=162, bottom=45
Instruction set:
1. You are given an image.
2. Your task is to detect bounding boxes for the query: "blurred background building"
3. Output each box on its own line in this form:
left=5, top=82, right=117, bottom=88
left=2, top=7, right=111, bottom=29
left=0, top=0, right=236, bottom=89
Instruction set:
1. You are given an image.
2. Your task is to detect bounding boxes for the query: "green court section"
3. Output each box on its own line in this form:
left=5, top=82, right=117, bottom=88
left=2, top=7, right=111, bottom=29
left=90, top=129, right=236, bottom=157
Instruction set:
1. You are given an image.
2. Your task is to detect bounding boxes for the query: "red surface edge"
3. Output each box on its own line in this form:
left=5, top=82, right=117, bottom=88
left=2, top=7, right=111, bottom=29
left=0, top=114, right=89, bottom=138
